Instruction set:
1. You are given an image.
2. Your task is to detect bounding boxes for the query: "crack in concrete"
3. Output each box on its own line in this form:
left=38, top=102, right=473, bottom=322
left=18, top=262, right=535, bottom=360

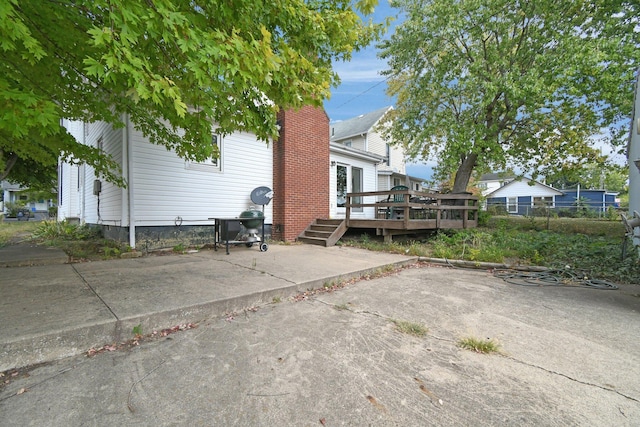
left=71, top=265, right=119, bottom=320
left=212, top=258, right=298, bottom=285
left=505, top=355, right=640, bottom=403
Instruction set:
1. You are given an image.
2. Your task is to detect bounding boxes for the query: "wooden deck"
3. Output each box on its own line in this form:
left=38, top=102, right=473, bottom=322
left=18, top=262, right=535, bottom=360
left=345, top=189, right=479, bottom=242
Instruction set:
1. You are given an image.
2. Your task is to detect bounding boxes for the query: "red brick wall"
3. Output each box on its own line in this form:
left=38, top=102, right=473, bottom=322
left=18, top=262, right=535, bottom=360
left=272, top=106, right=330, bottom=241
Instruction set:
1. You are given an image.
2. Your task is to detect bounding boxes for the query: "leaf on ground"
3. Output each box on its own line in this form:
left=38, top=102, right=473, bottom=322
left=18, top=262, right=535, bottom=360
left=366, top=395, right=387, bottom=413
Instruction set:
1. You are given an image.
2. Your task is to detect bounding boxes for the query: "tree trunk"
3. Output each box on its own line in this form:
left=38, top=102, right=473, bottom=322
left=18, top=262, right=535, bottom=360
left=452, top=153, right=478, bottom=193
left=0, top=152, right=18, bottom=182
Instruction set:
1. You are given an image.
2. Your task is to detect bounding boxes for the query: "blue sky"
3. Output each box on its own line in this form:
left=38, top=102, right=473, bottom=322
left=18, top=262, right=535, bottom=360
left=322, top=1, right=436, bottom=182
left=322, top=1, right=628, bottom=181
left=323, top=1, right=399, bottom=122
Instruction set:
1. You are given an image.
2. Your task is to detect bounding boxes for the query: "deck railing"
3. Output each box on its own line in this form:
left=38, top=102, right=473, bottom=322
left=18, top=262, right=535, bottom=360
left=344, top=189, right=479, bottom=231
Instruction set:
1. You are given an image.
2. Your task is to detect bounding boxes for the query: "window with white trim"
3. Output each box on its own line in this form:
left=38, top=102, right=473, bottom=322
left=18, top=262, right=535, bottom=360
left=507, top=197, right=517, bottom=213
left=188, top=134, right=222, bottom=172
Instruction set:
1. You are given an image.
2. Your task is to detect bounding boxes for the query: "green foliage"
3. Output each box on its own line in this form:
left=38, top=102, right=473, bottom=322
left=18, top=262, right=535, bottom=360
left=342, top=216, right=637, bottom=284
left=132, top=324, right=143, bottom=338
left=1, top=0, right=386, bottom=187
left=33, top=220, right=100, bottom=241
left=31, top=219, right=130, bottom=260
left=546, top=163, right=629, bottom=194
left=4, top=202, right=25, bottom=218
left=379, top=0, right=639, bottom=192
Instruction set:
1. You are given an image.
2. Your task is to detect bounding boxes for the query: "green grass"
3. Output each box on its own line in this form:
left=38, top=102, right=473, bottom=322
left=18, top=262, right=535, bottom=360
left=0, top=221, right=40, bottom=247
left=458, top=337, right=500, bottom=354
left=391, top=319, right=428, bottom=337
left=340, top=216, right=639, bottom=285
left=0, top=219, right=131, bottom=261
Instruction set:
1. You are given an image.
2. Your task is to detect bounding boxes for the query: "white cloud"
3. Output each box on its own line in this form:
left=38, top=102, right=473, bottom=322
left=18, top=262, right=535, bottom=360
left=333, top=55, right=387, bottom=82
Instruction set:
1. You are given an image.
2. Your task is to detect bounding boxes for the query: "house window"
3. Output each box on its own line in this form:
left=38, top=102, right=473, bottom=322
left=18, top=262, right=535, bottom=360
left=343, top=140, right=352, bottom=147
left=478, top=182, right=488, bottom=190
left=352, top=167, right=363, bottom=212
left=533, top=196, right=553, bottom=207
left=202, top=134, right=221, bottom=168
left=386, top=144, right=391, bottom=166
left=187, top=134, right=223, bottom=172
left=337, top=165, right=347, bottom=207
left=507, top=197, right=517, bottom=213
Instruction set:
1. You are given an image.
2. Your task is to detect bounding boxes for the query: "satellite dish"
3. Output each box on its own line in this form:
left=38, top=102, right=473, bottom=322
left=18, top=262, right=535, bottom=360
left=251, top=186, right=273, bottom=205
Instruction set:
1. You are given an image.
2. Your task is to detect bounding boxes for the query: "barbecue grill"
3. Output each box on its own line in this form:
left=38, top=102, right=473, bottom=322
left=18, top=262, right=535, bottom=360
left=211, top=186, right=273, bottom=254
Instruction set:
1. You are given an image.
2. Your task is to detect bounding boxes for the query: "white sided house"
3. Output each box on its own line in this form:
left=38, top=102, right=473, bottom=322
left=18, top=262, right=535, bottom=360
left=60, top=116, right=273, bottom=251
left=60, top=106, right=417, bottom=250
left=485, top=177, right=564, bottom=215
left=330, top=106, right=425, bottom=196
left=329, top=142, right=385, bottom=219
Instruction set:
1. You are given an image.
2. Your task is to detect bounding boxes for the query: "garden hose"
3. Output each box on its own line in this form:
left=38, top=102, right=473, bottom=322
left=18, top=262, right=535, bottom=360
left=493, top=268, right=618, bottom=290
left=420, top=257, right=619, bottom=290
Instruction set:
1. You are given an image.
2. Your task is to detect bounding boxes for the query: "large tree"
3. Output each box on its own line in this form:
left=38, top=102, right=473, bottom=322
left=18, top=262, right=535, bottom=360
left=379, top=0, right=640, bottom=193
left=1, top=0, right=382, bottom=186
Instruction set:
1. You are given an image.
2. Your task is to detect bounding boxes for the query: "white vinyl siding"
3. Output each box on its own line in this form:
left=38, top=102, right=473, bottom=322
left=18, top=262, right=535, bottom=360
left=83, top=122, right=123, bottom=226
left=59, top=120, right=85, bottom=220
left=490, top=180, right=562, bottom=199
left=367, top=130, right=404, bottom=174
left=130, top=126, right=273, bottom=225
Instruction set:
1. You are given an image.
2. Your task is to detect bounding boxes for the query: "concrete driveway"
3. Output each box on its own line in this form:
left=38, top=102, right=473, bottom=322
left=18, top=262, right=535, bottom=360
left=1, top=264, right=639, bottom=426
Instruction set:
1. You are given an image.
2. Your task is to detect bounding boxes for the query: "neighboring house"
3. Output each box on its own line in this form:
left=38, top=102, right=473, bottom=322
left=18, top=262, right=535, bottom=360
left=555, top=189, right=619, bottom=213
left=485, top=176, right=564, bottom=215
left=329, top=106, right=423, bottom=200
left=60, top=106, right=394, bottom=249
left=1, top=180, right=53, bottom=219
left=476, top=173, right=516, bottom=197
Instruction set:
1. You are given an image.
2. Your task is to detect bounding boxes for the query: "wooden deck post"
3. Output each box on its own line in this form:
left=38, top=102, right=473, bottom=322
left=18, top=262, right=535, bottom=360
left=462, top=199, right=468, bottom=228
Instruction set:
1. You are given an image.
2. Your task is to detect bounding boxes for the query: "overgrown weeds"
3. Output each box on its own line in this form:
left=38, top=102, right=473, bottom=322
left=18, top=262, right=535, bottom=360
left=31, top=220, right=131, bottom=261
left=340, top=217, right=639, bottom=285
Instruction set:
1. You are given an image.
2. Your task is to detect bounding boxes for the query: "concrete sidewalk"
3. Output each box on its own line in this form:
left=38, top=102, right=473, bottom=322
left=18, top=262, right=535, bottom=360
left=2, top=252, right=640, bottom=425
left=0, top=242, right=416, bottom=371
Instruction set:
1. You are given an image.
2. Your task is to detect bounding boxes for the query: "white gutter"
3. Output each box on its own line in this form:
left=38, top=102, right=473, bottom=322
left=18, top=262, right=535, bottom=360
left=81, top=123, right=86, bottom=222
left=330, top=142, right=385, bottom=163
left=124, top=115, right=136, bottom=249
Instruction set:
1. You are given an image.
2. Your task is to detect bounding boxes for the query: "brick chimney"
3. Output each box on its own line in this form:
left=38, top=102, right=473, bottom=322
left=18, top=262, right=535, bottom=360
left=272, top=106, right=330, bottom=241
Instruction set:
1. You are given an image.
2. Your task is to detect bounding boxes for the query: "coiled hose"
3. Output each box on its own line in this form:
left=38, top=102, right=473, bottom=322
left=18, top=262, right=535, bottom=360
left=494, top=268, right=618, bottom=290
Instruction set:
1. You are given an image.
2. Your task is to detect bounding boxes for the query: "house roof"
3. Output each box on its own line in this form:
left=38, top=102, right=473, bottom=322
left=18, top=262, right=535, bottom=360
left=478, top=172, right=515, bottom=182
left=330, top=106, right=393, bottom=142
left=329, top=142, right=385, bottom=163
left=486, top=176, right=564, bottom=198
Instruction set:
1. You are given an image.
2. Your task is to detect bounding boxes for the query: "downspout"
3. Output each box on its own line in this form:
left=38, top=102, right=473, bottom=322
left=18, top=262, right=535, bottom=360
left=124, top=115, right=136, bottom=249
left=81, top=123, right=86, bottom=222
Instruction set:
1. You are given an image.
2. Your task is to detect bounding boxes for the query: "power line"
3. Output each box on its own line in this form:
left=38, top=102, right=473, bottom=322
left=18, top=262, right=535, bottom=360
left=332, top=75, right=393, bottom=110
